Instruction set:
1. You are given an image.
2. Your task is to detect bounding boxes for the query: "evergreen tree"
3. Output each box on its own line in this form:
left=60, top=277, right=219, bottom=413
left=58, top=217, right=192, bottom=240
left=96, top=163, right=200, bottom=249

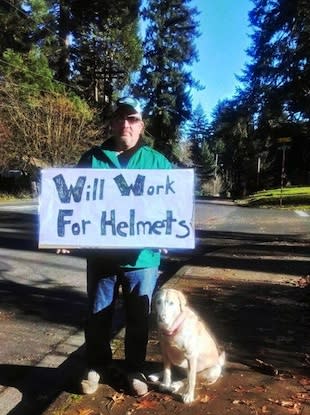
left=211, top=98, right=256, bottom=196
left=71, top=0, right=142, bottom=106
left=136, top=0, right=200, bottom=157
left=0, top=0, right=48, bottom=55
left=239, top=0, right=310, bottom=186
left=187, top=104, right=209, bottom=166
left=244, top=0, right=310, bottom=121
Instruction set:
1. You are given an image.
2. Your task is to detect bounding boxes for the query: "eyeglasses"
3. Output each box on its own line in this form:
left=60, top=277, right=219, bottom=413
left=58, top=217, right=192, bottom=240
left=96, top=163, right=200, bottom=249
left=113, top=115, right=142, bottom=124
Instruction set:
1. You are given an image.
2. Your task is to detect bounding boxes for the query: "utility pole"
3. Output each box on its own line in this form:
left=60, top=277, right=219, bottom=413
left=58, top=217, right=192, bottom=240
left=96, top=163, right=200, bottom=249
left=213, top=153, right=218, bottom=196
left=257, top=156, right=261, bottom=188
left=277, top=137, right=291, bottom=207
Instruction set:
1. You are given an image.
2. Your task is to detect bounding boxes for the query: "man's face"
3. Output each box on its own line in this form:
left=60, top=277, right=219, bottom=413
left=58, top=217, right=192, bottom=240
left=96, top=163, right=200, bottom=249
left=111, top=110, right=144, bottom=149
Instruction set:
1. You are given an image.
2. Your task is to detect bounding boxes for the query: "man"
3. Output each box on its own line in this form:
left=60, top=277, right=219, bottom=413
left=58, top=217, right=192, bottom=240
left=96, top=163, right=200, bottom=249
left=77, top=97, right=171, bottom=396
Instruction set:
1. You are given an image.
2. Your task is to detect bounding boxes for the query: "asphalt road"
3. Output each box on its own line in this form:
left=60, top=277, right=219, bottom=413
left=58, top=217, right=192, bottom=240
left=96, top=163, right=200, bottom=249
left=0, top=198, right=309, bottom=414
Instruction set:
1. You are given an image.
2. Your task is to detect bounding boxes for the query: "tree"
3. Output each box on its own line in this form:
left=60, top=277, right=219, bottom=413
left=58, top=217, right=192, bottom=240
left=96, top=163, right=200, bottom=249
left=210, top=98, right=257, bottom=197
left=187, top=104, right=210, bottom=166
left=244, top=0, right=310, bottom=121
left=135, top=0, right=200, bottom=158
left=0, top=0, right=57, bottom=57
left=0, top=0, right=142, bottom=105
left=0, top=0, right=33, bottom=55
left=238, top=0, right=310, bottom=186
left=0, top=49, right=97, bottom=172
left=205, top=0, right=310, bottom=192
left=71, top=0, right=142, bottom=106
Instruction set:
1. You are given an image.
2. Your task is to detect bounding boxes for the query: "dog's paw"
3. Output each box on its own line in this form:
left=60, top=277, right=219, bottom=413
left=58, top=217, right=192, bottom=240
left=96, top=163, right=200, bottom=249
left=148, top=371, right=162, bottom=383
left=170, top=380, right=184, bottom=393
left=181, top=390, right=195, bottom=404
left=81, top=370, right=100, bottom=394
left=158, top=382, right=173, bottom=392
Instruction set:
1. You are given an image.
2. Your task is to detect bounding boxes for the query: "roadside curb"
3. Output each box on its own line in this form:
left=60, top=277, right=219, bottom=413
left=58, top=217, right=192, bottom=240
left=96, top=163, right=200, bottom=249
left=0, top=330, right=84, bottom=415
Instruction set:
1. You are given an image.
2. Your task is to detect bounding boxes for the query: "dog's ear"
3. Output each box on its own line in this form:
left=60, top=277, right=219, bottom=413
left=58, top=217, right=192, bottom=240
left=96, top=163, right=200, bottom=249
left=152, top=289, right=161, bottom=304
left=151, top=289, right=161, bottom=312
left=177, top=290, right=187, bottom=311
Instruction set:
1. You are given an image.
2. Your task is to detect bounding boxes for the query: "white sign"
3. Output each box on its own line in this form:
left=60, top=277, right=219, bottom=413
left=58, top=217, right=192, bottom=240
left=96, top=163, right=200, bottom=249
left=39, top=168, right=195, bottom=249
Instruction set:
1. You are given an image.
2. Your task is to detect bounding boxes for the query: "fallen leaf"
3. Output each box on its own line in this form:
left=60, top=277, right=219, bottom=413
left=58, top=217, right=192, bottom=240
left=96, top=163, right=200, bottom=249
left=160, top=395, right=173, bottom=402
left=0, top=311, right=15, bottom=321
left=110, top=392, right=125, bottom=403
left=287, top=403, right=302, bottom=414
left=299, top=377, right=310, bottom=387
left=234, top=385, right=247, bottom=393
left=106, top=392, right=125, bottom=411
left=253, top=385, right=267, bottom=393
left=267, top=398, right=302, bottom=413
left=280, top=400, right=296, bottom=407
left=232, top=399, right=253, bottom=405
left=261, top=405, right=269, bottom=413
left=77, top=409, right=95, bottom=415
left=199, top=394, right=211, bottom=403
left=297, top=275, right=310, bottom=288
left=133, top=398, right=159, bottom=410
left=293, top=392, right=310, bottom=401
left=234, top=385, right=267, bottom=393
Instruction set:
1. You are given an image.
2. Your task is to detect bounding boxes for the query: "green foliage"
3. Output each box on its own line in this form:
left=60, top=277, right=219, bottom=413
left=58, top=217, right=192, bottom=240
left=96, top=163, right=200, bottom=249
left=0, top=0, right=32, bottom=54
left=187, top=104, right=210, bottom=166
left=0, top=47, right=96, bottom=171
left=201, top=141, right=215, bottom=175
left=1, top=48, right=59, bottom=97
left=210, top=99, right=257, bottom=196
left=0, top=0, right=53, bottom=57
left=208, top=0, right=310, bottom=196
left=135, top=0, right=200, bottom=157
left=71, top=0, right=142, bottom=105
left=239, top=186, right=310, bottom=208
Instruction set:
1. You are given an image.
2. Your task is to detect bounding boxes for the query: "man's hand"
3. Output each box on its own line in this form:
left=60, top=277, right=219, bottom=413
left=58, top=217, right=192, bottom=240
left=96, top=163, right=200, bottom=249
left=56, top=248, right=71, bottom=255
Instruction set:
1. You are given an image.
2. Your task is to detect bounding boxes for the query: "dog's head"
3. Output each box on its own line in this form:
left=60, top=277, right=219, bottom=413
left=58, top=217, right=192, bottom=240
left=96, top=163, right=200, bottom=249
left=153, top=288, right=187, bottom=330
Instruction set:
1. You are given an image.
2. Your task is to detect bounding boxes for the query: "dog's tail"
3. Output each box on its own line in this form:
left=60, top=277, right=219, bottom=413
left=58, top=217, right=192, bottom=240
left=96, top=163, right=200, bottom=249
left=202, top=351, right=225, bottom=385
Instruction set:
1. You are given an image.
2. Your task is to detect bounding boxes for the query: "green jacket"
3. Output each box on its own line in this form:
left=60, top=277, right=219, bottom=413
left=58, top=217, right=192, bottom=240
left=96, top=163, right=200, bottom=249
left=77, top=138, right=172, bottom=268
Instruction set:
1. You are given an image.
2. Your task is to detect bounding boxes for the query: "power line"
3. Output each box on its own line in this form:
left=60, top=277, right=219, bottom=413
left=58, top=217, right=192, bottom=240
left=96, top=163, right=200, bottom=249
left=1, top=0, right=58, bottom=40
left=0, top=56, right=78, bottom=93
left=0, top=0, right=79, bottom=92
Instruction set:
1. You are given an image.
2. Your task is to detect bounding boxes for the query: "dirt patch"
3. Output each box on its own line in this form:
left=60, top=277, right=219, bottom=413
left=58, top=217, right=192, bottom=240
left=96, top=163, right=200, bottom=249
left=43, top=270, right=310, bottom=415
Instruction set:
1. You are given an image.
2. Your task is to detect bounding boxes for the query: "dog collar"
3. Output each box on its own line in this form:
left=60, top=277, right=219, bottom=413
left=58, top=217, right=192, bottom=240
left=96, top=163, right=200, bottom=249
left=162, top=309, right=189, bottom=336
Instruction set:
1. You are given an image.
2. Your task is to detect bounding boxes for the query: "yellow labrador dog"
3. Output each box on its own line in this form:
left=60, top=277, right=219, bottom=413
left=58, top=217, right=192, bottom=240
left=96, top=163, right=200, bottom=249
left=151, top=288, right=225, bottom=403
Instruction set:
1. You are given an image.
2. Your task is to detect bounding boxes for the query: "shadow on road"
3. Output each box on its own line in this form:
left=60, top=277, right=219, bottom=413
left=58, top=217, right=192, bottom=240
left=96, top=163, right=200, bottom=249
left=0, top=278, right=87, bottom=327
left=181, top=280, right=309, bottom=375
left=0, top=346, right=86, bottom=415
left=0, top=208, right=309, bottom=414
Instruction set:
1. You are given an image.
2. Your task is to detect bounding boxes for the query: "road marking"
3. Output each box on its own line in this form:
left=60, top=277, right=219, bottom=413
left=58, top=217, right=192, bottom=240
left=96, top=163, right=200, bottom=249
left=0, top=204, right=37, bottom=212
left=294, top=210, right=309, bottom=217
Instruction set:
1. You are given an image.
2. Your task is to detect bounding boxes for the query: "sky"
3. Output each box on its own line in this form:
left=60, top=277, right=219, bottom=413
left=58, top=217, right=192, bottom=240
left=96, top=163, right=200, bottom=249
left=190, top=0, right=253, bottom=119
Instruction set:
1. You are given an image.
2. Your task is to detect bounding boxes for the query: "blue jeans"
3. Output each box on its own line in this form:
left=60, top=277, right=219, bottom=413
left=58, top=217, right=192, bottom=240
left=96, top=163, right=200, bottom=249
left=85, top=258, right=159, bottom=372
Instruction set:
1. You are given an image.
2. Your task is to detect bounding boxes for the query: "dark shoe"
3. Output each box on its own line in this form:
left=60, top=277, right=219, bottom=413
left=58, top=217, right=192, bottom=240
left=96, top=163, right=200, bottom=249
left=127, top=372, right=149, bottom=396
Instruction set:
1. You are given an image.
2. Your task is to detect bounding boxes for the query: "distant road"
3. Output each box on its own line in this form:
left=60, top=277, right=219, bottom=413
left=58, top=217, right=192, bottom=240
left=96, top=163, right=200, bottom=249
left=0, top=199, right=37, bottom=212
left=0, top=197, right=309, bottom=238
left=195, top=198, right=310, bottom=239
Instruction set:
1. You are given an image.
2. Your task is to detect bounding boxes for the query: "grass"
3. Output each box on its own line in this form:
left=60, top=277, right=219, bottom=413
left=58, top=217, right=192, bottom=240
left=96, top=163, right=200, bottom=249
left=0, top=191, right=32, bottom=201
left=1, top=187, right=310, bottom=210
left=237, top=186, right=310, bottom=209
